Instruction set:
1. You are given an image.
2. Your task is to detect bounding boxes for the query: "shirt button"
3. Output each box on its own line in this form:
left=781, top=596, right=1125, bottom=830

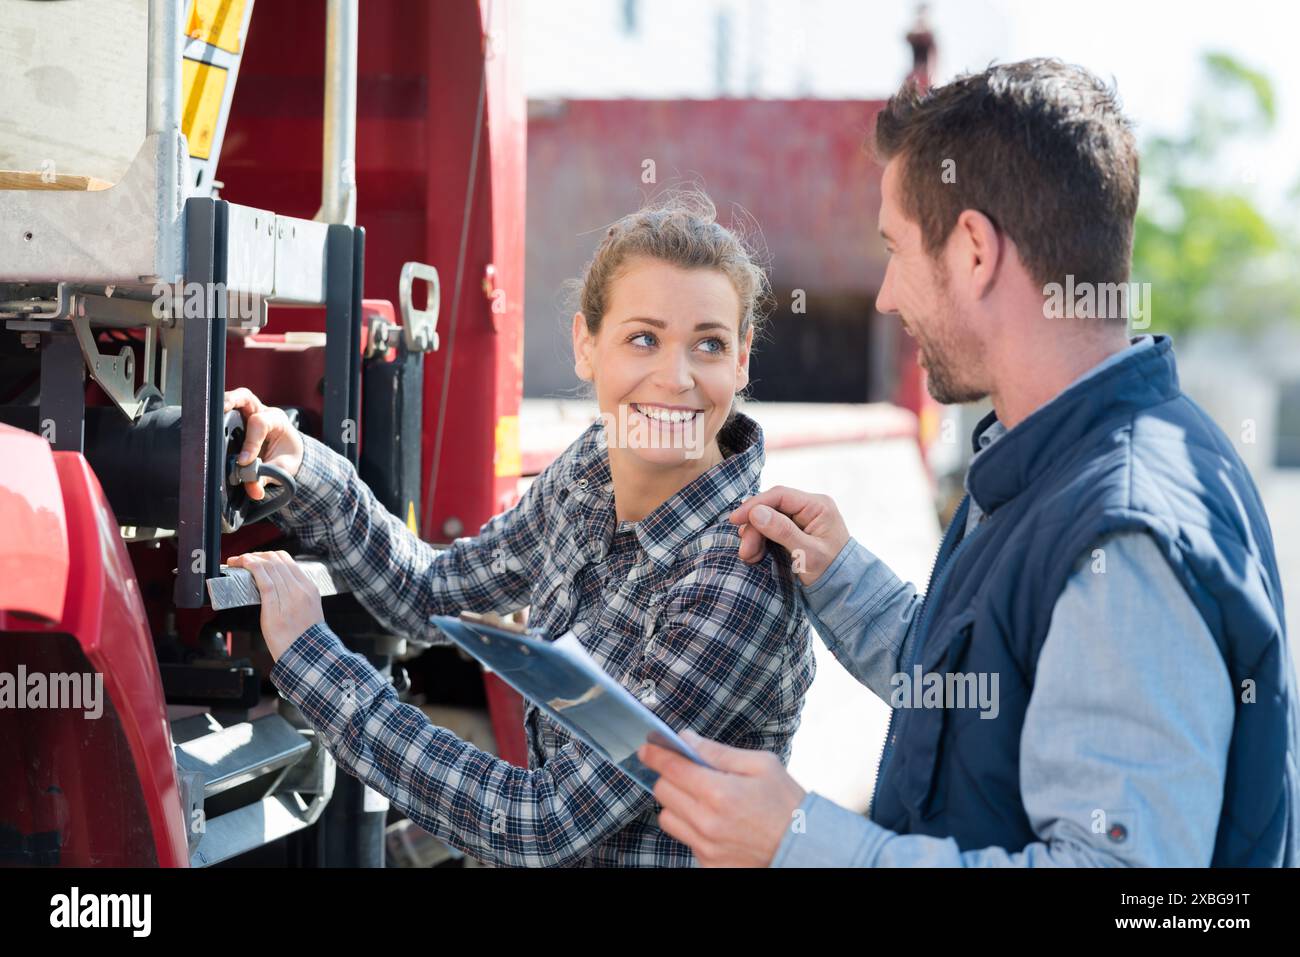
left=576, top=478, right=588, bottom=489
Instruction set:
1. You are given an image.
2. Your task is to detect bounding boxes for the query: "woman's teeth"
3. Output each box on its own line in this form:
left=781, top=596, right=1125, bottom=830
left=633, top=403, right=699, bottom=423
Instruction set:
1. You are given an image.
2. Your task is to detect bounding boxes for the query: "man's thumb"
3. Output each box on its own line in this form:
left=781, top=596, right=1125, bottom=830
left=748, top=504, right=808, bottom=553
left=682, top=730, right=768, bottom=775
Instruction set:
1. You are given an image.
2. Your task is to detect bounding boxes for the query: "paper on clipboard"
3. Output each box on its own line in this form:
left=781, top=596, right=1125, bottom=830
left=429, top=614, right=712, bottom=793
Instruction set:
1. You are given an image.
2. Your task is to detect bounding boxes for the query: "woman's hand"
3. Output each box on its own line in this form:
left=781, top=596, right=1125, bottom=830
left=223, top=387, right=305, bottom=502
left=227, top=551, right=324, bottom=661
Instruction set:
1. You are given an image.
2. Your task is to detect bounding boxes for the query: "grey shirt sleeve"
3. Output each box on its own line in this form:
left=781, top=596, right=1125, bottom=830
left=797, top=537, right=923, bottom=702
left=773, top=531, right=1235, bottom=866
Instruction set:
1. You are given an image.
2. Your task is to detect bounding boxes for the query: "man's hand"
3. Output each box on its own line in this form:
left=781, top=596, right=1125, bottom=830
left=639, top=731, right=807, bottom=867
left=729, top=486, right=850, bottom=587
left=223, top=387, right=304, bottom=502
left=226, top=551, right=324, bottom=661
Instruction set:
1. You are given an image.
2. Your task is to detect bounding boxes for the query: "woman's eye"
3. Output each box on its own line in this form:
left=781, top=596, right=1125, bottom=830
left=629, top=332, right=656, bottom=348
left=698, top=337, right=726, bottom=354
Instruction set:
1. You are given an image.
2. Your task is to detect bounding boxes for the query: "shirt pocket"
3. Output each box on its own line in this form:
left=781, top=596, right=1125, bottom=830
left=894, top=610, right=977, bottom=822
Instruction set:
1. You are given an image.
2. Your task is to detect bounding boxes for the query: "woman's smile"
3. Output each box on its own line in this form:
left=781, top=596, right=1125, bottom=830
left=629, top=402, right=706, bottom=425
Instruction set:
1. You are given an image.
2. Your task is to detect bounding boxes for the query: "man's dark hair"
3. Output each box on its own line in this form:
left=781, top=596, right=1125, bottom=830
left=873, top=58, right=1139, bottom=289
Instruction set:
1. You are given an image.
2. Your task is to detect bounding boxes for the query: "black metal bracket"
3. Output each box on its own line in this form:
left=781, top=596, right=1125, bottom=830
left=175, top=197, right=228, bottom=608
left=174, top=205, right=363, bottom=607
left=38, top=330, right=85, bottom=452
left=359, top=337, right=424, bottom=527
left=324, top=224, right=364, bottom=465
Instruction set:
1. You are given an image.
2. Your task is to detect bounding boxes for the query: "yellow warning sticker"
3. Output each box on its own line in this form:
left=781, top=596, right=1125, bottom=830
left=186, top=0, right=248, bottom=55
left=181, top=59, right=228, bottom=160
left=495, top=415, right=522, bottom=478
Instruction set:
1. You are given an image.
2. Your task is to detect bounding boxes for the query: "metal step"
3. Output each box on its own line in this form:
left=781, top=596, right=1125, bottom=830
left=171, top=710, right=336, bottom=866
left=173, top=712, right=309, bottom=799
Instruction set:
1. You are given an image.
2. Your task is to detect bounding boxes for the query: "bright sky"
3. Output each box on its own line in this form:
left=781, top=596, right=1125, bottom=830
left=524, top=0, right=1300, bottom=208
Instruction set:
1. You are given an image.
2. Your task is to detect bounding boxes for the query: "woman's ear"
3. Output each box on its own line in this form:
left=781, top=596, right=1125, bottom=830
left=572, top=311, right=595, bottom=381
left=735, top=324, right=754, bottom=392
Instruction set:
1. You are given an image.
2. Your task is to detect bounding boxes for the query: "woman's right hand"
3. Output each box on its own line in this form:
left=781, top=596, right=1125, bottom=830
left=223, top=387, right=305, bottom=502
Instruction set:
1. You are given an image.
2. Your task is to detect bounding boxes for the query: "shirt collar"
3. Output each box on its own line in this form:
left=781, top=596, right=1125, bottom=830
left=964, top=333, right=1177, bottom=512
left=968, top=334, right=1157, bottom=461
left=562, top=410, right=766, bottom=572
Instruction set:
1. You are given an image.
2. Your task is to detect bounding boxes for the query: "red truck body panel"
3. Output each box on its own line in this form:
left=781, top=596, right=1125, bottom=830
left=1, top=427, right=189, bottom=866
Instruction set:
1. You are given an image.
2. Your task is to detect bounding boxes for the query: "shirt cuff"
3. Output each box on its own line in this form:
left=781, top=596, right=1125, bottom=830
left=771, top=792, right=894, bottom=867
left=270, top=434, right=355, bottom=532
left=269, top=621, right=392, bottom=745
left=799, top=537, right=857, bottom=599
left=798, top=537, right=896, bottom=633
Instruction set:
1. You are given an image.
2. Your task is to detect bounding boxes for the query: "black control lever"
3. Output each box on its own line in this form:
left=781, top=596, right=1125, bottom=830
left=222, top=410, right=297, bottom=530
left=225, top=453, right=297, bottom=530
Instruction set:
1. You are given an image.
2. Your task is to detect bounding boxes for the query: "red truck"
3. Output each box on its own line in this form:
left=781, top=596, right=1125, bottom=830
left=0, top=0, right=527, bottom=867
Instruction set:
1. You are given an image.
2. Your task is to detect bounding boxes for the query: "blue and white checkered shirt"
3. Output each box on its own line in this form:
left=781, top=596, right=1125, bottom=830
left=267, top=411, right=815, bottom=866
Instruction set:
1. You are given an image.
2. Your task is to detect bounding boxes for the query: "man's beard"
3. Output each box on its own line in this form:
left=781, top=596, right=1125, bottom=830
left=919, top=336, right=987, bottom=405
left=912, top=286, right=988, bottom=405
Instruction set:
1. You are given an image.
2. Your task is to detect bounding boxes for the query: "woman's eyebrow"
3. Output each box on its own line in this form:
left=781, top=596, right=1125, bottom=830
left=622, top=316, right=729, bottom=332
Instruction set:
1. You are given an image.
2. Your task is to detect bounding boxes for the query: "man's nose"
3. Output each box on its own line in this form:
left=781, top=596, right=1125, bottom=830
left=875, top=273, right=899, bottom=316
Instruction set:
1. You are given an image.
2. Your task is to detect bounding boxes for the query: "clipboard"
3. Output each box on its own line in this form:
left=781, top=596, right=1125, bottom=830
left=429, top=613, right=713, bottom=794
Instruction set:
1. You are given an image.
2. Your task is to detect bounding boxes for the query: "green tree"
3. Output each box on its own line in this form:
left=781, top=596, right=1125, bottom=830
left=1131, top=53, right=1300, bottom=338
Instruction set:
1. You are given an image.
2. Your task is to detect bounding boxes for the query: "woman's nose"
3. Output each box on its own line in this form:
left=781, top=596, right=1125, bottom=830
left=651, top=348, right=695, bottom=392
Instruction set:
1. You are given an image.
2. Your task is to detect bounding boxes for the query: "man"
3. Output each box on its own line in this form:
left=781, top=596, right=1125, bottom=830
left=639, top=58, right=1300, bottom=867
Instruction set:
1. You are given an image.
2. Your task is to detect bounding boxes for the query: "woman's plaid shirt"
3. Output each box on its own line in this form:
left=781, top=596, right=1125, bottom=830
left=267, top=411, right=815, bottom=866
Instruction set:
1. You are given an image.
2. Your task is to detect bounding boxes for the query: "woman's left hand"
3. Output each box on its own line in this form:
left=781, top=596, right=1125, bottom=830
left=226, top=551, right=325, bottom=661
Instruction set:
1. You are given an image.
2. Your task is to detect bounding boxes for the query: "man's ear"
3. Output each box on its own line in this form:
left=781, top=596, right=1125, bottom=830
left=735, top=324, right=754, bottom=392
left=953, top=209, right=1003, bottom=299
left=572, top=312, right=594, bottom=381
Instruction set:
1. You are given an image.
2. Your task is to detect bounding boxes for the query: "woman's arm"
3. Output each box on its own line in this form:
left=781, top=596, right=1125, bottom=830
left=248, top=532, right=812, bottom=866
left=235, top=551, right=651, bottom=866
left=224, top=388, right=547, bottom=643
left=268, top=433, right=547, bottom=642
left=271, top=621, right=656, bottom=867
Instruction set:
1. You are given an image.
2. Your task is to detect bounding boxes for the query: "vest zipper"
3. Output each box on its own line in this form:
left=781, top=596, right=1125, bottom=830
left=867, top=493, right=981, bottom=819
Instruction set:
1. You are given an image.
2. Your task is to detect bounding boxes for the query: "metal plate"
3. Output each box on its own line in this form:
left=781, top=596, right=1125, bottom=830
left=224, top=202, right=276, bottom=297
left=271, top=215, right=330, bottom=305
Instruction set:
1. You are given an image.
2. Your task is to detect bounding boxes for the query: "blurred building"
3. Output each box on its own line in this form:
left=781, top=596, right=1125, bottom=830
left=525, top=97, right=892, bottom=401
left=523, top=11, right=939, bottom=406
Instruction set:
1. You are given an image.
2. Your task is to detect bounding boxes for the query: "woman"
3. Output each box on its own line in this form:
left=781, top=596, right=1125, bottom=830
left=226, top=193, right=815, bottom=866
